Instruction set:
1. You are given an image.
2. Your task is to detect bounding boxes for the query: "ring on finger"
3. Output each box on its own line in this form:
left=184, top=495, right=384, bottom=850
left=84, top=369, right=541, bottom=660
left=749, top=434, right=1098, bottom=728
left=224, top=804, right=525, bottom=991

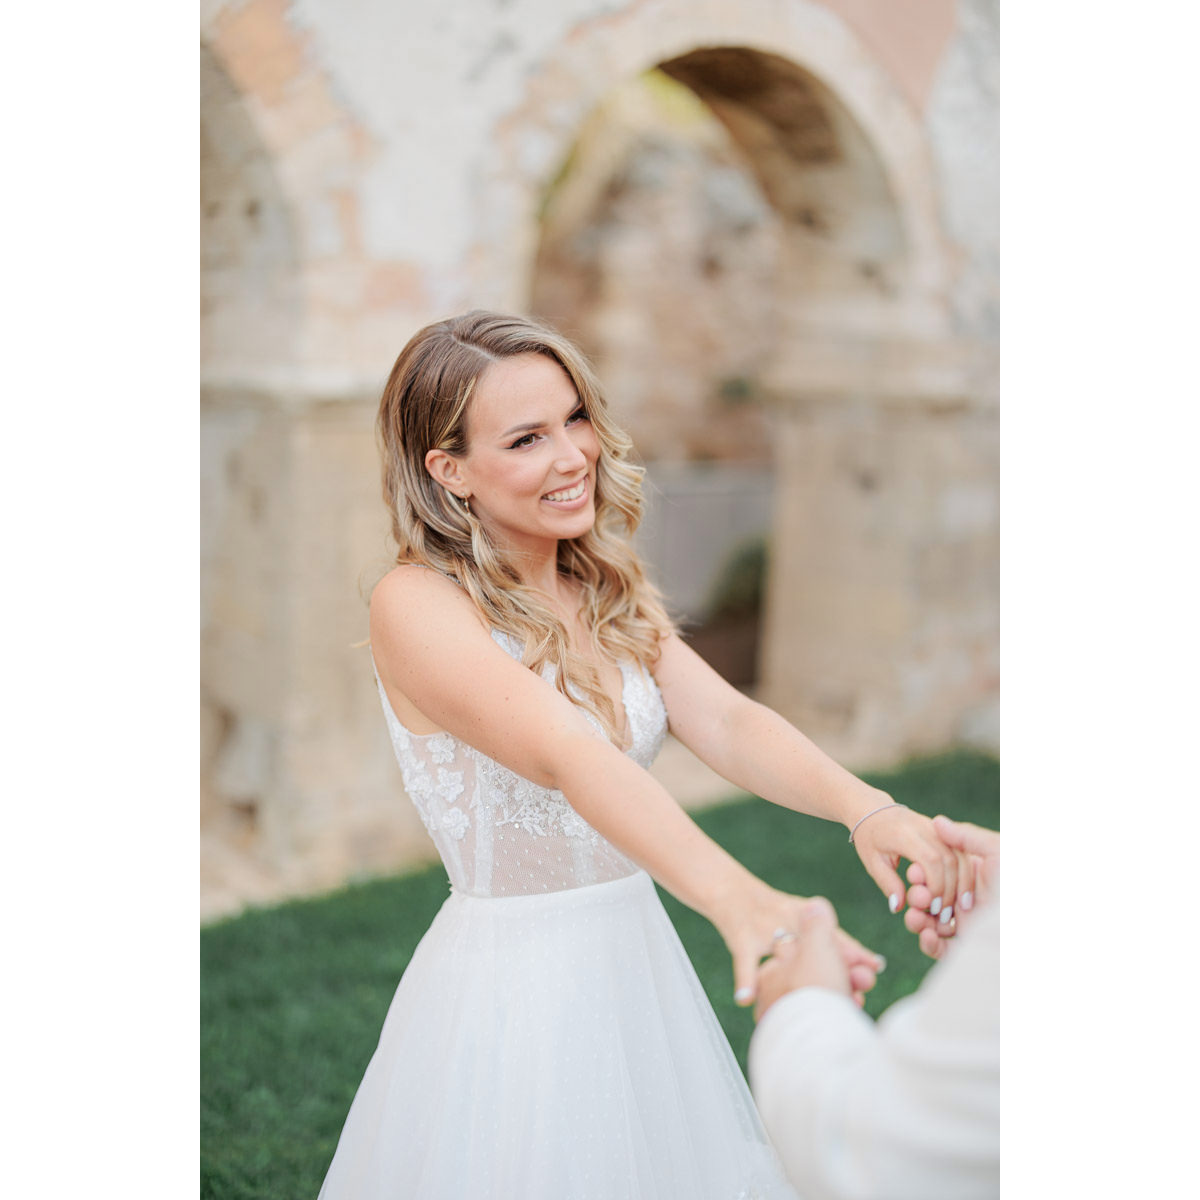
left=771, top=927, right=798, bottom=944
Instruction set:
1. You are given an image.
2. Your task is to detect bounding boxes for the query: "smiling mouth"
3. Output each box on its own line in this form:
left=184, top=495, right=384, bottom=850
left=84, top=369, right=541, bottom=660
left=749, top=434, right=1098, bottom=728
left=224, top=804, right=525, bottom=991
left=542, top=479, right=587, bottom=503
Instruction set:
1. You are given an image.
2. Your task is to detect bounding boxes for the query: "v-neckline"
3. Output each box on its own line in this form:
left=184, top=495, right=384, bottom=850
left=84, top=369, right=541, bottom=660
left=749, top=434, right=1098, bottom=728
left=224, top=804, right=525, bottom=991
left=609, top=659, right=632, bottom=754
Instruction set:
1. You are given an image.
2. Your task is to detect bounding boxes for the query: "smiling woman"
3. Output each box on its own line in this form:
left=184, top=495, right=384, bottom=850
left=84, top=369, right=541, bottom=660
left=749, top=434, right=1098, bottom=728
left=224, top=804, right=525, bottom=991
left=425, top=353, right=601, bottom=561
left=316, top=310, right=974, bottom=1200
left=373, top=310, right=673, bottom=743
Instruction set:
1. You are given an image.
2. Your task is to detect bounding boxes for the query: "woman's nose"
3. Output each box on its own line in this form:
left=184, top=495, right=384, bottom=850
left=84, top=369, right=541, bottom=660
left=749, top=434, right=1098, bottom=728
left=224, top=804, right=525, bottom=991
left=553, top=432, right=588, bottom=472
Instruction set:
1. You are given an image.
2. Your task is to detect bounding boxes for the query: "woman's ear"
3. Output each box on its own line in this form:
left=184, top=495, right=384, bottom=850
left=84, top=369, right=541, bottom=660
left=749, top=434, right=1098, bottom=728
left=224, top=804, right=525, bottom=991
left=425, top=448, right=465, bottom=493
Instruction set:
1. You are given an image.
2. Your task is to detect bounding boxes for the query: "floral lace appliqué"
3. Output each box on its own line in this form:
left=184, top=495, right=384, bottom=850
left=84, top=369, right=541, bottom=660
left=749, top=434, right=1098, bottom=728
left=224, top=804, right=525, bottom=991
left=441, top=807, right=470, bottom=840
left=400, top=762, right=439, bottom=837
left=436, top=768, right=464, bottom=804
left=558, top=808, right=591, bottom=840
left=473, top=752, right=601, bottom=843
left=375, top=644, right=669, bottom=894
left=427, top=733, right=456, bottom=765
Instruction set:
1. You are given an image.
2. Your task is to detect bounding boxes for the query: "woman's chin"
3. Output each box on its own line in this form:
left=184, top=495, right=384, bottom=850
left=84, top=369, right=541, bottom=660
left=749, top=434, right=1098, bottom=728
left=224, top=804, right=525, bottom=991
left=558, top=505, right=596, bottom=538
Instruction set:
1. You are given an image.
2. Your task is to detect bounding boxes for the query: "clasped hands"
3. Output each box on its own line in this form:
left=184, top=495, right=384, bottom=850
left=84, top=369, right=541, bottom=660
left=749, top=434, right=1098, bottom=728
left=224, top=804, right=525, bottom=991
left=752, top=816, right=1001, bottom=1021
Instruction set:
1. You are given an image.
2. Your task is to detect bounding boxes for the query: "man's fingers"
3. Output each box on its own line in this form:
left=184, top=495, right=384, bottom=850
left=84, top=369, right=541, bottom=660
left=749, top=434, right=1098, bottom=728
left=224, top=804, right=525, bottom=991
left=848, top=963, right=877, bottom=994
left=932, top=815, right=1000, bottom=861
left=905, top=907, right=938, bottom=937
left=918, top=925, right=945, bottom=960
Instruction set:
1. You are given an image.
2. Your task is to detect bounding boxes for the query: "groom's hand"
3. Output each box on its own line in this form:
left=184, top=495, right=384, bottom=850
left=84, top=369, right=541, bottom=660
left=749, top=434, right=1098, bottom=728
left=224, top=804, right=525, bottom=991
left=754, top=898, right=853, bottom=1022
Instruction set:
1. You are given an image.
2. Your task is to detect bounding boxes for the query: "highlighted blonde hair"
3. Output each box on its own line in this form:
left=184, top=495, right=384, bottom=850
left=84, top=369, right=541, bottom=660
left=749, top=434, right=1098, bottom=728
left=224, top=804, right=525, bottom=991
left=377, top=310, right=675, bottom=741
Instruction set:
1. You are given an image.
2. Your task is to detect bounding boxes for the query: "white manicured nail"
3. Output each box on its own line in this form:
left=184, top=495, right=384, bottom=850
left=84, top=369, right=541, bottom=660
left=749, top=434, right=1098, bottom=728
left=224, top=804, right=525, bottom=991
left=888, top=893, right=901, bottom=913
left=930, top=897, right=943, bottom=916
left=940, top=906, right=954, bottom=925
left=961, top=891, right=974, bottom=911
left=875, top=955, right=887, bottom=972
left=734, top=987, right=754, bottom=1005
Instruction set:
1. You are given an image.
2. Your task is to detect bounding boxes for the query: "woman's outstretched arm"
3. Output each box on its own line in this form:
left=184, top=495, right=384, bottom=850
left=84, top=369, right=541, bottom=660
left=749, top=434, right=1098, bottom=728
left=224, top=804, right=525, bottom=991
left=651, top=633, right=974, bottom=918
left=370, top=566, right=880, bottom=1004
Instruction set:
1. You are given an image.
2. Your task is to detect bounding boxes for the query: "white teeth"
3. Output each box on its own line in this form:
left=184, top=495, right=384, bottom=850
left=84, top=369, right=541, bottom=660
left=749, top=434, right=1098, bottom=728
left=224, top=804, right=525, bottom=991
left=544, top=481, right=585, bottom=502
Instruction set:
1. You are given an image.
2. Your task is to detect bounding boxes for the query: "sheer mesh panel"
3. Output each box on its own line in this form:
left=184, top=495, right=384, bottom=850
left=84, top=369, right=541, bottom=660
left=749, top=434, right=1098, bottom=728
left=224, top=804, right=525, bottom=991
left=374, top=630, right=668, bottom=897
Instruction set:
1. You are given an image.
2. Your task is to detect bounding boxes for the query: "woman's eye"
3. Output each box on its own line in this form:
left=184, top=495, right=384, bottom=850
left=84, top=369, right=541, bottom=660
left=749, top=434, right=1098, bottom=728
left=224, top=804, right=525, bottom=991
left=567, top=407, right=588, bottom=425
left=508, top=432, right=537, bottom=449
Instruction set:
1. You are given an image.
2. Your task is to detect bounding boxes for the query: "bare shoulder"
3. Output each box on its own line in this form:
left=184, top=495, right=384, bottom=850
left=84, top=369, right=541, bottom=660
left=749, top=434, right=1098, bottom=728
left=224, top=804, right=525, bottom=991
left=370, top=561, right=462, bottom=608
left=367, top=563, right=600, bottom=781
left=370, top=564, right=483, bottom=640
left=368, top=565, right=494, bottom=728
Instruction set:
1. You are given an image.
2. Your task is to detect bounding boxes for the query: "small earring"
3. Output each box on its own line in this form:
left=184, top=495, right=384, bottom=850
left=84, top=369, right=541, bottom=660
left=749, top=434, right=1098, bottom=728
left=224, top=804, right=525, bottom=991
left=460, top=494, right=471, bottom=516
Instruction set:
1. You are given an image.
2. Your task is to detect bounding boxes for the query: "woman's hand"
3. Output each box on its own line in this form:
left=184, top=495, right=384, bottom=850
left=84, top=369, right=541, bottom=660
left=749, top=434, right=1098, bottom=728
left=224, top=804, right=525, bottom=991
left=850, top=801, right=976, bottom=923
left=713, top=881, right=883, bottom=1009
left=754, top=897, right=851, bottom=1021
left=904, top=816, right=1000, bottom=959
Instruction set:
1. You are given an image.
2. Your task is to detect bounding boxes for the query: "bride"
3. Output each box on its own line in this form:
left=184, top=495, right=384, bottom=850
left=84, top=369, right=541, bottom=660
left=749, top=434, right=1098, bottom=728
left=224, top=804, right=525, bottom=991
left=317, top=310, right=973, bottom=1199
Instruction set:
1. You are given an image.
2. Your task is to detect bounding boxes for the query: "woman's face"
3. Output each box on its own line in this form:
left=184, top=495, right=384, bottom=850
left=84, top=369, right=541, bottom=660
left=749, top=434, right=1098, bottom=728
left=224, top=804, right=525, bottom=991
left=449, top=352, right=600, bottom=557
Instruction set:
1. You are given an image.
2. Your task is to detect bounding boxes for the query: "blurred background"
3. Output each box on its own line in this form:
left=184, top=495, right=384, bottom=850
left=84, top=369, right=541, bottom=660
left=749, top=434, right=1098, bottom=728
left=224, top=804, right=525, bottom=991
left=200, top=0, right=998, bottom=921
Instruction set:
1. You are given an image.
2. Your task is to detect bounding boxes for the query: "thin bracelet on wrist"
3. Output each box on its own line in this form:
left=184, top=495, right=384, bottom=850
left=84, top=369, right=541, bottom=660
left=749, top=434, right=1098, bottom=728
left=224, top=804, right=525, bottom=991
left=848, top=802, right=907, bottom=845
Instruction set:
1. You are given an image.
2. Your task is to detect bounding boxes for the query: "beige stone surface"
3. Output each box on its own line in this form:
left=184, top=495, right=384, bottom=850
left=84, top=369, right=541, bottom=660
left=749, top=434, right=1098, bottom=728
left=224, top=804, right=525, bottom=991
left=812, top=0, right=957, bottom=110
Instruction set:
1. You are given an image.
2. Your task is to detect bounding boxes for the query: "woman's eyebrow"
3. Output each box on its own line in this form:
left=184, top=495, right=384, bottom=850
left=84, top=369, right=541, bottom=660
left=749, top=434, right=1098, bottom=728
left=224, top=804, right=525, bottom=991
left=500, top=398, right=581, bottom=439
left=500, top=418, right=547, bottom=438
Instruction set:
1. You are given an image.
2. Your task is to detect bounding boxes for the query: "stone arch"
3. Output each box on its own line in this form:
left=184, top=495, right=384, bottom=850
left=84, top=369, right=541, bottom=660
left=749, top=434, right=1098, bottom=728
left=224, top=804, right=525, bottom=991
left=469, top=0, right=949, bottom=323
left=473, top=2, right=991, bottom=766
left=200, top=1, right=377, bottom=389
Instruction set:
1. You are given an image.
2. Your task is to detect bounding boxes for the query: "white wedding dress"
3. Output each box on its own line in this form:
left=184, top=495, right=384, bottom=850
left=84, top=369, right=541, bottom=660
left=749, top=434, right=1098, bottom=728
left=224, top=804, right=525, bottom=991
left=317, top=631, right=799, bottom=1199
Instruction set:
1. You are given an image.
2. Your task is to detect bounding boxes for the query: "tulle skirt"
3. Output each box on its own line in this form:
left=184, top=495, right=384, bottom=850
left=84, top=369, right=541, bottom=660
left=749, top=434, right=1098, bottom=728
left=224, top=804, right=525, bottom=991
left=317, top=870, right=799, bottom=1199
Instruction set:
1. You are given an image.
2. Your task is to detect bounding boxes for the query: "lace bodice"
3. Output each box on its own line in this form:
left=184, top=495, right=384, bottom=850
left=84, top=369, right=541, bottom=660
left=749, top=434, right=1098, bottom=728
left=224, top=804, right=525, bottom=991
left=374, top=630, right=669, bottom=897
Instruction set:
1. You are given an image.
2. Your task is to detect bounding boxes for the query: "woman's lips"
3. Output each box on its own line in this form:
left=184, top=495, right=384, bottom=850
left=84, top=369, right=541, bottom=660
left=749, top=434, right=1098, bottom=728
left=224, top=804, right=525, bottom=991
left=542, top=478, right=588, bottom=506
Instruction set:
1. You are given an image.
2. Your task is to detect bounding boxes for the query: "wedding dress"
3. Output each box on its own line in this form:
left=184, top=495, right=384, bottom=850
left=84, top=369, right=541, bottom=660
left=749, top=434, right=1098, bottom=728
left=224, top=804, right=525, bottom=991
left=317, top=630, right=799, bottom=1199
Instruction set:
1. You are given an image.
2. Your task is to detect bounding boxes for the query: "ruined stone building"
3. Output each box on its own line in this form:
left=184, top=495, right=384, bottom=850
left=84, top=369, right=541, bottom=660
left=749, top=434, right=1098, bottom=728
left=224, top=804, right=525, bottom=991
left=201, top=0, right=999, bottom=919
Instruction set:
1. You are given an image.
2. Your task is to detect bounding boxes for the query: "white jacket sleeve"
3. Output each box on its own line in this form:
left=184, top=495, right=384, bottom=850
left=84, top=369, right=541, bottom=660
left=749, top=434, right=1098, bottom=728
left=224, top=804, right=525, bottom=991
left=749, top=899, right=1000, bottom=1200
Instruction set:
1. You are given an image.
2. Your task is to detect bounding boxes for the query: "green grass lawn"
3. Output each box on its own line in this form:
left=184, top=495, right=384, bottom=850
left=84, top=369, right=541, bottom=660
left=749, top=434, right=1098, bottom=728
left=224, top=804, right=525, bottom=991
left=201, top=750, right=998, bottom=1200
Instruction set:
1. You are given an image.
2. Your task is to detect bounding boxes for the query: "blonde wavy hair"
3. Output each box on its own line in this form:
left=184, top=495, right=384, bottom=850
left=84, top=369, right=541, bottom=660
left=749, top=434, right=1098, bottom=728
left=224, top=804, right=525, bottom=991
left=377, top=310, right=676, bottom=741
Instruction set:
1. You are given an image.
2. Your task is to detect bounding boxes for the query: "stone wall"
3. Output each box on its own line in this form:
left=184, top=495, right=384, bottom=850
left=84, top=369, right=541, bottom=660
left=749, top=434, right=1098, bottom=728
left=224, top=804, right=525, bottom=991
left=201, top=0, right=998, bottom=920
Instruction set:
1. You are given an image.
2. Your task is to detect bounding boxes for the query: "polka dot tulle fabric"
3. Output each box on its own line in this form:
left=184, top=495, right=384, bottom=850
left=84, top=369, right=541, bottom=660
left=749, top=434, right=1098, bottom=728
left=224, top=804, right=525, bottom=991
left=318, top=633, right=798, bottom=1198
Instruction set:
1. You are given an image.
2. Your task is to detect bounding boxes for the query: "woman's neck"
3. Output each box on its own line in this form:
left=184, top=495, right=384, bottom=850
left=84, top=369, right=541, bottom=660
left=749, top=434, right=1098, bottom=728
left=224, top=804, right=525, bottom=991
left=506, top=542, right=566, bottom=600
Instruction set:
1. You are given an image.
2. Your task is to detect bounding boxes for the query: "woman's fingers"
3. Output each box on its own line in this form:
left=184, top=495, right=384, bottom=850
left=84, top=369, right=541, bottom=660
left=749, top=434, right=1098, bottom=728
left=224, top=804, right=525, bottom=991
left=858, top=850, right=908, bottom=914
left=732, top=943, right=760, bottom=1006
left=934, top=846, right=979, bottom=925
left=954, top=848, right=976, bottom=914
left=898, top=827, right=954, bottom=919
left=729, top=892, right=811, bottom=1006
left=853, top=812, right=984, bottom=943
left=729, top=892, right=890, bottom=1008
left=932, top=839, right=957, bottom=918
left=906, top=836, right=975, bottom=926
